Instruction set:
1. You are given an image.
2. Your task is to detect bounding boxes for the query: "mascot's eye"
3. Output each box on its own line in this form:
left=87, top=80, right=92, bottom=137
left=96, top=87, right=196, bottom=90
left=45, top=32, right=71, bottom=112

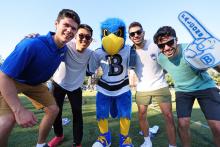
left=114, top=29, right=123, bottom=37
left=103, top=29, right=110, bottom=37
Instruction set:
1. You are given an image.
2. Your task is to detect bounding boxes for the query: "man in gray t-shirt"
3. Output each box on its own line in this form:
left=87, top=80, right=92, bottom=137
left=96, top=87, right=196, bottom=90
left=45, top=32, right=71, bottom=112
left=48, top=24, right=93, bottom=147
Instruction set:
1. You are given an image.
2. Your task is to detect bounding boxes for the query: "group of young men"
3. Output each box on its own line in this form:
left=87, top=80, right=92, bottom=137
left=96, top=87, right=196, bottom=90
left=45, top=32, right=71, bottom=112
left=129, top=23, right=220, bottom=147
left=0, top=8, right=220, bottom=147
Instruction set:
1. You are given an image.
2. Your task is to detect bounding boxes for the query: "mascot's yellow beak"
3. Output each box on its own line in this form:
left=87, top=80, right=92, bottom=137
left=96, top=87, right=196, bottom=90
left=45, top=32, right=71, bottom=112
left=102, top=34, right=124, bottom=56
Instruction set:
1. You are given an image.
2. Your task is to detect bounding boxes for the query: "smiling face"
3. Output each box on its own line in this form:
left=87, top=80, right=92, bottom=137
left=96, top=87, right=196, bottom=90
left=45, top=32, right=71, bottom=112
left=54, top=17, right=79, bottom=48
left=157, top=36, right=178, bottom=58
left=129, top=26, right=144, bottom=46
left=75, top=28, right=92, bottom=52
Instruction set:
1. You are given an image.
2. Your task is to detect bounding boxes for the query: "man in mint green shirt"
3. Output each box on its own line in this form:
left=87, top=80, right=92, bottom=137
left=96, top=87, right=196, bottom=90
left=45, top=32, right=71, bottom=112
left=153, top=26, right=220, bottom=147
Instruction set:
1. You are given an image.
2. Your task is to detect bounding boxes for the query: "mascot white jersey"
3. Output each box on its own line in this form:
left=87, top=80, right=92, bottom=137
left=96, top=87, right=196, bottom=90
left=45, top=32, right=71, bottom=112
left=88, top=45, right=131, bottom=96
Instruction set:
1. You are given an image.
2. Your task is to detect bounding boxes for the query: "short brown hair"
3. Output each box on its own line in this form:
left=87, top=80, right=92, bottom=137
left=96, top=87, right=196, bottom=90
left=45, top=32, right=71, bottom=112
left=128, top=21, right=143, bottom=31
left=56, top=9, right=81, bottom=25
left=153, top=26, right=176, bottom=44
left=78, top=24, right=93, bottom=36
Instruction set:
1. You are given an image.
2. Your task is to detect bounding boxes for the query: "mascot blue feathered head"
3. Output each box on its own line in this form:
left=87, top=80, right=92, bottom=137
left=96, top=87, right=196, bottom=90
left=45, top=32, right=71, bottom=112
left=101, top=18, right=126, bottom=55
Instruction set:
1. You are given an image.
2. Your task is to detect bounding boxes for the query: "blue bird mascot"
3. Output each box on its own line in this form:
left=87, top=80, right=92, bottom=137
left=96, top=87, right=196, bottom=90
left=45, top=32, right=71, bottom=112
left=87, top=18, right=134, bottom=147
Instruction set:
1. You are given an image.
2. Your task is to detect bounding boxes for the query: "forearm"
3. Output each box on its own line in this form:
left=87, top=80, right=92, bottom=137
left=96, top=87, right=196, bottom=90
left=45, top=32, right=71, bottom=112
left=0, top=72, right=23, bottom=112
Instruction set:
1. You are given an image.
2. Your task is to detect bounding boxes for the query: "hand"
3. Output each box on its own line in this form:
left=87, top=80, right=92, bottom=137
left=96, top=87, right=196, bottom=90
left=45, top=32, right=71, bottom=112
left=214, top=65, right=220, bottom=72
left=25, top=33, right=40, bottom=38
left=14, top=106, right=38, bottom=128
left=178, top=11, right=220, bottom=70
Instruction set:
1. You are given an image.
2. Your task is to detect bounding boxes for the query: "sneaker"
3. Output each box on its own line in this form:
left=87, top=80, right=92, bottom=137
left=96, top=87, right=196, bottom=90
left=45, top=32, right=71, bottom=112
left=139, top=125, right=160, bottom=139
left=92, top=132, right=111, bottom=147
left=149, top=125, right=159, bottom=134
left=119, top=134, right=133, bottom=147
left=140, top=140, right=152, bottom=147
left=48, top=135, right=64, bottom=147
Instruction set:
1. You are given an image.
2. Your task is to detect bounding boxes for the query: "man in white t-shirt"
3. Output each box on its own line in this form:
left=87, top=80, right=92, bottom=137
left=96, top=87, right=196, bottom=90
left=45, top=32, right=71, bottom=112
left=128, top=22, right=176, bottom=147
left=48, top=24, right=93, bottom=147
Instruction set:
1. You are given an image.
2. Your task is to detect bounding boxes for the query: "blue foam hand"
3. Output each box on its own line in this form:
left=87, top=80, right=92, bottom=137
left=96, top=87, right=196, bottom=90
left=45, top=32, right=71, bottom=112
left=178, top=11, right=220, bottom=70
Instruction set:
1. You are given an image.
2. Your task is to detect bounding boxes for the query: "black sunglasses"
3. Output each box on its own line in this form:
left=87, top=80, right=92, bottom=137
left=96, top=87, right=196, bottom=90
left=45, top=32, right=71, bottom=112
left=78, top=34, right=92, bottom=41
left=157, top=38, right=175, bottom=49
left=129, top=29, right=143, bottom=37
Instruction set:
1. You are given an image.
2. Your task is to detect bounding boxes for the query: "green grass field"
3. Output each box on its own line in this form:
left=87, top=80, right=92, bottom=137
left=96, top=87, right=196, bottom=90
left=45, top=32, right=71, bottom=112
left=9, top=90, right=214, bottom=147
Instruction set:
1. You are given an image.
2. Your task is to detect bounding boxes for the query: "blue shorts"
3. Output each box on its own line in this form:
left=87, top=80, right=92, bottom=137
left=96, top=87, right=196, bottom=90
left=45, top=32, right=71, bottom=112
left=96, top=91, right=132, bottom=120
left=175, top=87, right=220, bottom=120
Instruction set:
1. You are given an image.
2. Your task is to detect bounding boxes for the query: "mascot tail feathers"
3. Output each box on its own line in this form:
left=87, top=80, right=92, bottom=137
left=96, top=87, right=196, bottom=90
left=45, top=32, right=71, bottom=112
left=110, top=99, right=118, bottom=118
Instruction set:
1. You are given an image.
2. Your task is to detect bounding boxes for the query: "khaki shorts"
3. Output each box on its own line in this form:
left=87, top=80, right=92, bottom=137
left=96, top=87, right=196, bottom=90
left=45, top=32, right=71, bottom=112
left=135, top=87, right=171, bottom=105
left=0, top=80, right=56, bottom=116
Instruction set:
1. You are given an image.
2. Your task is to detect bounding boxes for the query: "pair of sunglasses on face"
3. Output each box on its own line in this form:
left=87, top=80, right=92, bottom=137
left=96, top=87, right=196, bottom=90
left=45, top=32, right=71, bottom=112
left=157, top=38, right=175, bottom=49
left=129, top=29, right=143, bottom=37
left=78, top=33, right=92, bottom=41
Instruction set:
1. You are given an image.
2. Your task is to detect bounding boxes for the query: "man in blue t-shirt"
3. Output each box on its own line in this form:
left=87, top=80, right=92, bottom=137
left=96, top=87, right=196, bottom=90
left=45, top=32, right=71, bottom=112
left=0, top=9, right=80, bottom=147
left=153, top=26, right=220, bottom=147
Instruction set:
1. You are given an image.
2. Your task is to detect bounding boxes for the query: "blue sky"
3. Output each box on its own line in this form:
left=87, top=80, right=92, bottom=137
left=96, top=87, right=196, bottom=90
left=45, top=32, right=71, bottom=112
left=0, top=0, right=220, bottom=58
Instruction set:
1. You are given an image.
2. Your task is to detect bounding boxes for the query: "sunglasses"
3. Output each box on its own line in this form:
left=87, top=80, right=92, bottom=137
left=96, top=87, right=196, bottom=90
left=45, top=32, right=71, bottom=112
left=157, top=38, right=175, bottom=49
left=129, top=29, right=143, bottom=37
left=78, top=33, right=92, bottom=41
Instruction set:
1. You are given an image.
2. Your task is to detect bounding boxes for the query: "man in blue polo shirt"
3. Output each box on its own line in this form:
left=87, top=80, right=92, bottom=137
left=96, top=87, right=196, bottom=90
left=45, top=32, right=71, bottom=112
left=0, top=9, right=80, bottom=147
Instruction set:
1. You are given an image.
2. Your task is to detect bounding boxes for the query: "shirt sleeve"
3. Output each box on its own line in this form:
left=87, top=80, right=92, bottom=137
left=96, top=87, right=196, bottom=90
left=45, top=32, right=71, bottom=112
left=87, top=49, right=100, bottom=75
left=1, top=39, right=35, bottom=78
